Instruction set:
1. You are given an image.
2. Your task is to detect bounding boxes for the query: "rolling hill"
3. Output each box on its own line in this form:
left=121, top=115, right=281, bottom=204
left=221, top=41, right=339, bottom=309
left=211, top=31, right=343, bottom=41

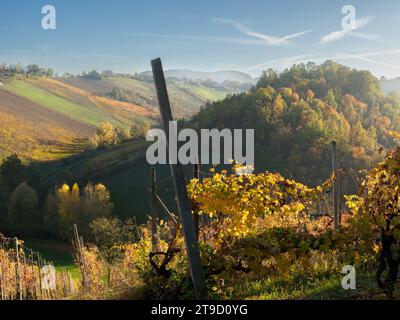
left=189, top=61, right=400, bottom=187
left=0, top=71, right=239, bottom=162
left=0, top=77, right=157, bottom=161
left=0, top=89, right=94, bottom=161
left=138, top=69, right=255, bottom=84
left=61, top=76, right=234, bottom=118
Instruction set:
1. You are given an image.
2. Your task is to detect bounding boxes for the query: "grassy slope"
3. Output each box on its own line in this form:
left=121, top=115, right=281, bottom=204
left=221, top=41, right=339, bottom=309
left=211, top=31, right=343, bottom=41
left=0, top=77, right=157, bottom=161
left=174, top=81, right=231, bottom=101
left=0, top=88, right=93, bottom=161
left=5, top=80, right=106, bottom=127
left=62, top=76, right=233, bottom=118
left=230, top=269, right=386, bottom=300
left=4, top=79, right=155, bottom=128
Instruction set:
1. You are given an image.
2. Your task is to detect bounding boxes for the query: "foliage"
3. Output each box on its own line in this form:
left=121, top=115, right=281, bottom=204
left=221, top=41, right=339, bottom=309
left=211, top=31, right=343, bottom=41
left=0, top=237, right=76, bottom=300
left=0, top=154, right=38, bottom=191
left=89, top=217, right=136, bottom=285
left=8, top=182, right=38, bottom=236
left=187, top=163, right=334, bottom=241
left=44, top=182, right=113, bottom=239
left=0, top=155, right=39, bottom=234
left=346, top=132, right=400, bottom=296
left=190, top=61, right=399, bottom=187
left=77, top=164, right=371, bottom=300
left=81, top=70, right=103, bottom=80
left=89, top=122, right=132, bottom=150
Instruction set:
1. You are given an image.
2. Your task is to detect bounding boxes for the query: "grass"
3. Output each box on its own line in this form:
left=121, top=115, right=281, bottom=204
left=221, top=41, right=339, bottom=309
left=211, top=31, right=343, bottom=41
left=24, top=238, right=75, bottom=267
left=24, top=238, right=81, bottom=281
left=176, top=82, right=230, bottom=101
left=5, top=80, right=110, bottom=127
left=62, top=76, right=232, bottom=119
left=228, top=269, right=386, bottom=300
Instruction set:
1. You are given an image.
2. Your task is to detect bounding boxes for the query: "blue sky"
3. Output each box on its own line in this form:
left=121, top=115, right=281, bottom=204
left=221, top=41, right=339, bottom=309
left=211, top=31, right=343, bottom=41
left=1, top=0, right=400, bottom=78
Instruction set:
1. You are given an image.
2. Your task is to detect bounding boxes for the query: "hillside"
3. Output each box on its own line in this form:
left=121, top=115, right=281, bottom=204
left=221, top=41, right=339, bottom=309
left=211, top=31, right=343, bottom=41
left=0, top=77, right=157, bottom=161
left=138, top=69, right=255, bottom=84
left=190, top=61, right=400, bottom=186
left=0, top=89, right=94, bottom=161
left=0, top=63, right=245, bottom=163
left=61, top=76, right=234, bottom=118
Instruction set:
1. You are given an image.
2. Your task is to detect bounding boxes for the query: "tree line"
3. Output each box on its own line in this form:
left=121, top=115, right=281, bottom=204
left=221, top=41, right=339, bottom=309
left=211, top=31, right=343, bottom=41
left=189, top=61, right=400, bottom=187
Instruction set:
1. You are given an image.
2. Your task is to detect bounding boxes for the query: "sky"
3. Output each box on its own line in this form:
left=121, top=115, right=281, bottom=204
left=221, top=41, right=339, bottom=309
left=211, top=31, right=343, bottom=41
left=1, top=0, right=400, bottom=78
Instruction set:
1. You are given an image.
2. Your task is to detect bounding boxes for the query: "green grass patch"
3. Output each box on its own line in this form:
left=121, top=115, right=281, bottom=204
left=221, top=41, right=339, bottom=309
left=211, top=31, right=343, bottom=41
left=5, top=80, right=111, bottom=127
left=24, top=238, right=75, bottom=267
left=176, top=82, right=230, bottom=101
left=228, top=269, right=381, bottom=300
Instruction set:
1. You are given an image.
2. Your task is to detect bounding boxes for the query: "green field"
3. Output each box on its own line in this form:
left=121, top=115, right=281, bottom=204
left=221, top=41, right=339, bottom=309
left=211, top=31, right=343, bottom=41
left=4, top=81, right=111, bottom=127
left=62, top=76, right=234, bottom=118
left=175, top=82, right=231, bottom=101
left=24, top=239, right=80, bottom=281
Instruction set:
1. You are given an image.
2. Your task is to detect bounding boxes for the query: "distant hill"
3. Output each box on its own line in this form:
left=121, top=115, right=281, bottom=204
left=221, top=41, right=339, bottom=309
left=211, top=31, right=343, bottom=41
left=0, top=68, right=241, bottom=161
left=0, top=77, right=157, bottom=161
left=380, top=78, right=400, bottom=95
left=139, top=69, right=255, bottom=84
left=61, top=76, right=233, bottom=118
left=190, top=61, right=400, bottom=186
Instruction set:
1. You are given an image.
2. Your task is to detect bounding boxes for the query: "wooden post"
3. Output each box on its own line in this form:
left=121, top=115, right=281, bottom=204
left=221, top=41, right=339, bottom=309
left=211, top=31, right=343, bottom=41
left=0, top=257, right=4, bottom=300
left=150, top=167, right=159, bottom=252
left=14, top=237, right=21, bottom=300
left=339, top=163, right=344, bottom=226
left=37, top=252, right=42, bottom=300
left=193, top=163, right=200, bottom=240
left=332, top=141, right=339, bottom=231
left=22, top=249, right=27, bottom=299
left=151, top=58, right=206, bottom=299
left=29, top=249, right=36, bottom=299
left=73, top=224, right=88, bottom=293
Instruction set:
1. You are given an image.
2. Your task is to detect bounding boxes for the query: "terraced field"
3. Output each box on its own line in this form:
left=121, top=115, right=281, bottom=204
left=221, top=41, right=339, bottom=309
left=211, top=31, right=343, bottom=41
left=0, top=89, right=94, bottom=160
left=0, top=75, right=233, bottom=162
left=0, top=77, right=157, bottom=161
left=62, top=76, right=232, bottom=118
left=4, top=78, right=156, bottom=128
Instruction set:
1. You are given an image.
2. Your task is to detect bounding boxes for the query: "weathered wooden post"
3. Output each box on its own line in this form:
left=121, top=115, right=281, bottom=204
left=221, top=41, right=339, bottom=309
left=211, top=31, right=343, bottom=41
left=29, top=249, right=36, bottom=299
left=151, top=58, right=206, bottom=299
left=14, top=237, right=22, bottom=300
left=73, top=224, right=85, bottom=293
left=150, top=167, right=159, bottom=252
left=37, top=252, right=42, bottom=300
left=193, top=163, right=200, bottom=240
left=332, top=141, right=339, bottom=231
left=338, top=162, right=345, bottom=226
left=0, top=254, right=4, bottom=300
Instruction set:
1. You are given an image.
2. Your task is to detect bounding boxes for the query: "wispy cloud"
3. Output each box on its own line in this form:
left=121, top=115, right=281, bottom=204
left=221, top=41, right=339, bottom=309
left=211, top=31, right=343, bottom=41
left=243, top=49, right=400, bottom=76
left=320, top=16, right=378, bottom=44
left=243, top=54, right=319, bottom=73
left=214, top=18, right=312, bottom=46
left=349, top=54, right=400, bottom=70
left=122, top=32, right=272, bottom=46
left=122, top=18, right=311, bottom=47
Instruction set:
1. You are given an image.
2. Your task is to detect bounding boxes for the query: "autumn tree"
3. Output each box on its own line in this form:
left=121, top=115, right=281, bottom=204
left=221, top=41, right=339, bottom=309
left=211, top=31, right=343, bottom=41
left=80, top=183, right=113, bottom=235
left=8, top=182, right=38, bottom=236
left=90, top=122, right=119, bottom=149
left=89, top=217, right=135, bottom=285
left=347, top=133, right=400, bottom=297
left=0, top=174, right=9, bottom=228
left=46, top=182, right=113, bottom=239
